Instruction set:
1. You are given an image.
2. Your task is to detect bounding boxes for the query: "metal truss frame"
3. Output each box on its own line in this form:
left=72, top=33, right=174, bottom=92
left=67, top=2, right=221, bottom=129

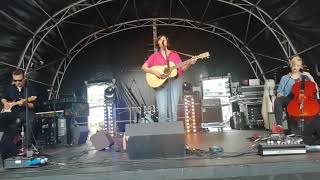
left=10, top=0, right=307, bottom=98
left=48, top=18, right=262, bottom=99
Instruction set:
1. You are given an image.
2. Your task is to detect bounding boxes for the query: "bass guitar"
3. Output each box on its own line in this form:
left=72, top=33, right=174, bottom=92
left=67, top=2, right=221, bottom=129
left=1, top=96, right=37, bottom=113
left=146, top=52, right=210, bottom=88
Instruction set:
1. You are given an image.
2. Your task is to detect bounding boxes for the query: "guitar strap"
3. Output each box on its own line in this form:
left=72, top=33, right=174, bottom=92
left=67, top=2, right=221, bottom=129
left=163, top=48, right=170, bottom=69
left=174, top=50, right=194, bottom=58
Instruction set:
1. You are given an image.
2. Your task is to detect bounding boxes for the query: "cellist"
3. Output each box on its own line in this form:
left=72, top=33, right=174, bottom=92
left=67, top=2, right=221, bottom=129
left=274, top=56, right=318, bottom=133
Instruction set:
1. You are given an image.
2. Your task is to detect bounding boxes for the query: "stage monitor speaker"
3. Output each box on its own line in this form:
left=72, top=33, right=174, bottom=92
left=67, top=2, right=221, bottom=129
left=71, top=126, right=89, bottom=145
left=302, top=118, right=320, bottom=145
left=201, top=106, right=223, bottom=123
left=125, top=121, right=185, bottom=159
left=90, top=130, right=114, bottom=150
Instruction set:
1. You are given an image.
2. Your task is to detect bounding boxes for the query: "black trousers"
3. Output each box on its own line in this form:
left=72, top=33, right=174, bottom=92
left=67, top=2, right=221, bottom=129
left=274, top=96, right=291, bottom=125
left=0, top=111, right=35, bottom=159
left=0, top=113, right=19, bottom=159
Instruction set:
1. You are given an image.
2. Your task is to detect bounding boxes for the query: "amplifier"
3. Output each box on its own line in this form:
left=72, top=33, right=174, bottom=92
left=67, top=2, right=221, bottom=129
left=201, top=106, right=223, bottom=123
left=238, top=85, right=264, bottom=93
left=258, top=143, right=306, bottom=156
left=201, top=98, right=221, bottom=107
left=247, top=104, right=263, bottom=124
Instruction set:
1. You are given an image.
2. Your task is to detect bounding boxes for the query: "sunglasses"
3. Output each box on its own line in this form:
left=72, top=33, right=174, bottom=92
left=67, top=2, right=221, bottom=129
left=13, top=79, right=23, bottom=82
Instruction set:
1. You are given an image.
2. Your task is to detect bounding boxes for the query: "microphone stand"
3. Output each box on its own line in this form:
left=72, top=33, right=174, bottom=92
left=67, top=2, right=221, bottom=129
left=162, top=43, right=173, bottom=122
left=52, top=91, right=58, bottom=145
left=23, top=79, right=38, bottom=156
left=24, top=80, right=30, bottom=149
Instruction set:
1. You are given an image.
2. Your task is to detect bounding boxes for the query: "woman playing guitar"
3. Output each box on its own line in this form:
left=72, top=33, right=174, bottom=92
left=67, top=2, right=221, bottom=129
left=141, top=35, right=196, bottom=122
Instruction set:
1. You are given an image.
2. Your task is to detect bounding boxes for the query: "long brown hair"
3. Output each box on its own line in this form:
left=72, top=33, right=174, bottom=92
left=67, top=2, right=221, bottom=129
left=155, top=35, right=170, bottom=49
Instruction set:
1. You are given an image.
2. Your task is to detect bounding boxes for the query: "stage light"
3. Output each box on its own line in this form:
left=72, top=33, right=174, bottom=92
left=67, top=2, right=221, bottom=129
left=104, top=86, right=115, bottom=99
left=104, top=93, right=115, bottom=135
left=184, top=95, right=199, bottom=133
left=183, top=82, right=192, bottom=93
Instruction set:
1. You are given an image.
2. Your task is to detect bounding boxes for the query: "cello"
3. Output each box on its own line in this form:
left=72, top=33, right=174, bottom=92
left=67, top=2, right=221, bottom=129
left=287, top=75, right=320, bottom=123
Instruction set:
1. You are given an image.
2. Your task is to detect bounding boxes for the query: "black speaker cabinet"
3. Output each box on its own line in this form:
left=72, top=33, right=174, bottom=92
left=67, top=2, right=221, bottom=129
left=125, top=121, right=185, bottom=159
left=71, top=126, right=89, bottom=145
left=201, top=106, right=223, bottom=123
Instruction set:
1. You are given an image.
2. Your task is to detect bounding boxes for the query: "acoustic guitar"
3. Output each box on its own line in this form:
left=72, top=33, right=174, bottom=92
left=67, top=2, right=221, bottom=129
left=146, top=52, right=210, bottom=88
left=1, top=96, right=37, bottom=113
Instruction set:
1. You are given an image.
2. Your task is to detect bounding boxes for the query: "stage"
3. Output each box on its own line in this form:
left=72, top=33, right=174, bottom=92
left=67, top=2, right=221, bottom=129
left=1, top=130, right=320, bottom=180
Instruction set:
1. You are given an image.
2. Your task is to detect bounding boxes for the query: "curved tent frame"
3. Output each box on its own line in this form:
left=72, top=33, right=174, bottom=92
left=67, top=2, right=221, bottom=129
left=5, top=0, right=298, bottom=98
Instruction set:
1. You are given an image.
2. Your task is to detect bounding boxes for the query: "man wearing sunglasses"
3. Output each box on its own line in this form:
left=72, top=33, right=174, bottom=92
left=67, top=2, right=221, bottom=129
left=0, top=69, right=37, bottom=159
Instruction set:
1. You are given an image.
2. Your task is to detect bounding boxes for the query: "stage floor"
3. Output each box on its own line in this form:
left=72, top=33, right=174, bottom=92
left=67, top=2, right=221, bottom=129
left=1, top=130, right=320, bottom=180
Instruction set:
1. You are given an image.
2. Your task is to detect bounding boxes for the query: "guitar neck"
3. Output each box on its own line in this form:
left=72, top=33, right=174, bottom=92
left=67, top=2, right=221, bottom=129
left=11, top=101, right=19, bottom=106
left=169, top=58, right=193, bottom=71
left=10, top=97, right=34, bottom=106
left=165, top=52, right=209, bottom=72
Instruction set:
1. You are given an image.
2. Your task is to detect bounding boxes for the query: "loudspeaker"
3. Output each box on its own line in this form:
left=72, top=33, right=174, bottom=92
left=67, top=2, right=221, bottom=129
left=125, top=121, right=185, bottom=159
left=201, top=106, right=223, bottom=123
left=90, top=131, right=114, bottom=150
left=71, top=126, right=89, bottom=145
left=302, top=118, right=320, bottom=145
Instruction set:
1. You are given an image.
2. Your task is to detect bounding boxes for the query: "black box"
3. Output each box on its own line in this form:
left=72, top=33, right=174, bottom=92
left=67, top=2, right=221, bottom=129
left=125, top=122, right=185, bottom=159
